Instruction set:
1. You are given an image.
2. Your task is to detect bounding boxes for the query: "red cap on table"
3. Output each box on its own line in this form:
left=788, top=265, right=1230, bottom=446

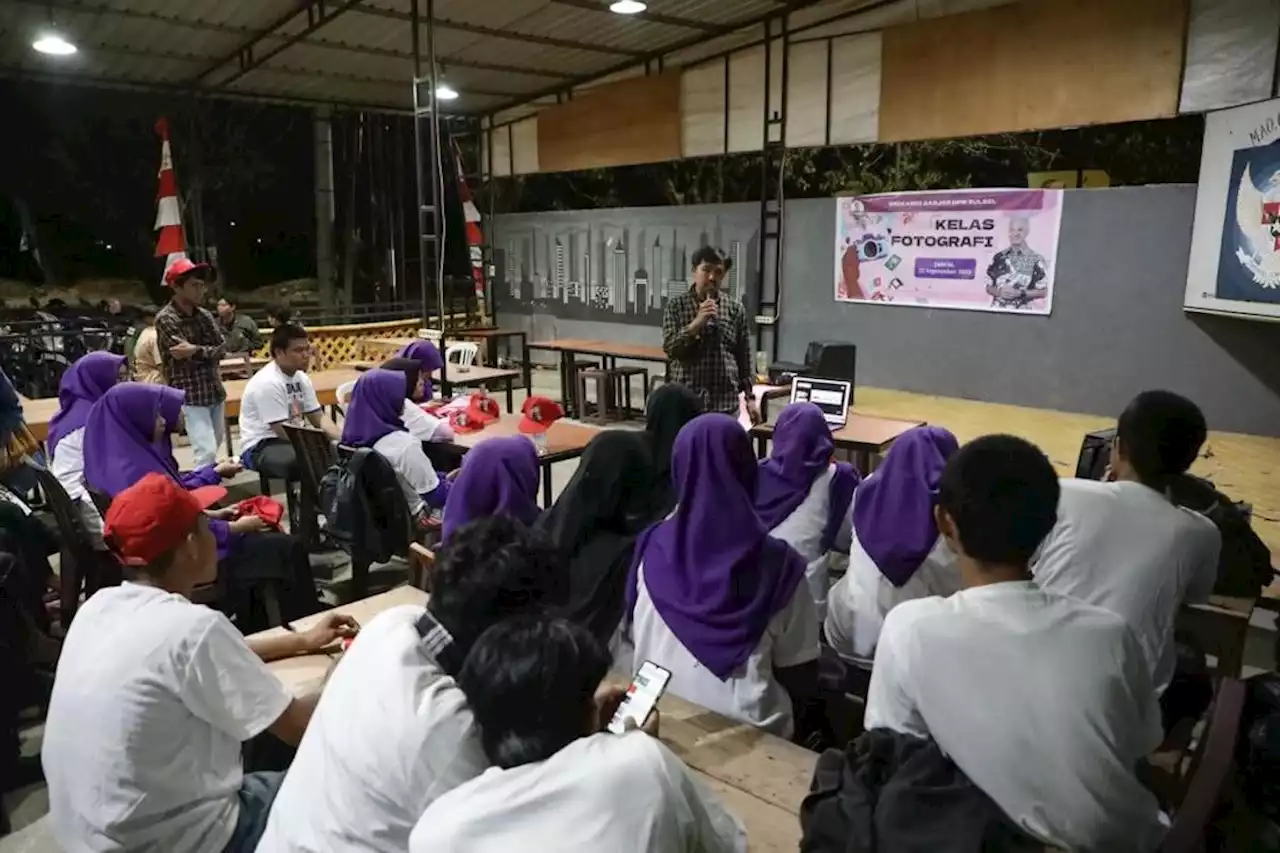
left=103, top=474, right=225, bottom=566
left=466, top=393, right=501, bottom=425
left=519, top=396, right=564, bottom=434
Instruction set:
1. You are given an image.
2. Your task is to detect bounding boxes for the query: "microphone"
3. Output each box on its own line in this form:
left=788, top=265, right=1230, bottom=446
left=706, top=291, right=720, bottom=332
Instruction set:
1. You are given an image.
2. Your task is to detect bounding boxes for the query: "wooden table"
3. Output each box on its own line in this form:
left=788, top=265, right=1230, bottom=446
left=341, top=362, right=526, bottom=413
left=449, top=415, right=599, bottom=505
left=260, top=587, right=813, bottom=851
left=751, top=409, right=925, bottom=472
left=529, top=338, right=669, bottom=418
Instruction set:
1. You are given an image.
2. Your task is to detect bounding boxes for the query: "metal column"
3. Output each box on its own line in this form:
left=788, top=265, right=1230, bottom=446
left=754, top=14, right=789, bottom=365
left=411, top=0, right=445, bottom=329
left=313, top=104, right=336, bottom=308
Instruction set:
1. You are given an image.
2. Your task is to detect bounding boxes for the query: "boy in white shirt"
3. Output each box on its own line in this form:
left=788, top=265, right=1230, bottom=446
left=41, top=473, right=356, bottom=853
left=865, top=435, right=1166, bottom=851
left=1033, top=391, right=1221, bottom=726
left=257, top=515, right=568, bottom=853
left=410, top=614, right=746, bottom=853
left=238, top=324, right=339, bottom=479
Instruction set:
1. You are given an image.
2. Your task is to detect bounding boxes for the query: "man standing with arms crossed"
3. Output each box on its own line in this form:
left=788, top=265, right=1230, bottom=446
left=155, top=259, right=234, bottom=468
left=661, top=246, right=760, bottom=423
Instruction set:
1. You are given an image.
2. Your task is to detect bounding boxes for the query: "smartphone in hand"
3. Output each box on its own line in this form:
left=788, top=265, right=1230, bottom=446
left=607, top=660, right=672, bottom=735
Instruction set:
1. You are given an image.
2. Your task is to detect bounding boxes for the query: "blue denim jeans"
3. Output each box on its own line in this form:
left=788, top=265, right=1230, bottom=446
left=221, top=771, right=284, bottom=853
left=183, top=401, right=226, bottom=468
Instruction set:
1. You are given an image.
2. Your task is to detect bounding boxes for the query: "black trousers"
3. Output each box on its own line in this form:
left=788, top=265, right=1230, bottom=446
left=220, top=531, right=321, bottom=632
left=248, top=438, right=299, bottom=481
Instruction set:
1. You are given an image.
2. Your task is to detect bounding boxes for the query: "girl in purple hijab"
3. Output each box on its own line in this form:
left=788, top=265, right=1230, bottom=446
left=441, top=436, right=540, bottom=541
left=84, top=383, right=320, bottom=627
left=754, top=403, right=860, bottom=618
left=626, top=414, right=817, bottom=739
left=46, top=352, right=127, bottom=458
left=824, top=425, right=963, bottom=662
left=343, top=368, right=449, bottom=510
left=398, top=340, right=444, bottom=401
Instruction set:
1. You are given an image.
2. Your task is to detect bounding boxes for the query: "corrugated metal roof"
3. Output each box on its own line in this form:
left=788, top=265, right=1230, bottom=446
left=0, top=0, right=859, bottom=113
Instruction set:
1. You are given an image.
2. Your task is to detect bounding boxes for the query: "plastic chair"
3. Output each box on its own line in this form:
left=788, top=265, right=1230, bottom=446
left=333, top=379, right=356, bottom=419
left=31, top=467, right=119, bottom=627
left=444, top=342, right=479, bottom=367
left=282, top=424, right=337, bottom=548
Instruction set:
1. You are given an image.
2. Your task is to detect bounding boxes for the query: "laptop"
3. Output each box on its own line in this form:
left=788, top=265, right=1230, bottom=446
left=790, top=376, right=851, bottom=429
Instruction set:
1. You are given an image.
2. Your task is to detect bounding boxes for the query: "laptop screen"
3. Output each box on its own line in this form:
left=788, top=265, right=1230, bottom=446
left=790, top=377, right=851, bottom=427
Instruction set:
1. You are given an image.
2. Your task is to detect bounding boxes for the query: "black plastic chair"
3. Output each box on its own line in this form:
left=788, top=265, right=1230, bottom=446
left=32, top=467, right=120, bottom=627
left=282, top=424, right=336, bottom=548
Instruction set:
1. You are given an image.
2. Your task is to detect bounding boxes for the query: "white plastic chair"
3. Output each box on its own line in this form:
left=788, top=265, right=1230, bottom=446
left=444, top=342, right=479, bottom=367
left=333, top=380, right=357, bottom=420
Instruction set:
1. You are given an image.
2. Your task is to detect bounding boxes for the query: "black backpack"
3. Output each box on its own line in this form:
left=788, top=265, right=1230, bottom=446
left=1169, top=474, right=1275, bottom=598
left=319, top=447, right=414, bottom=564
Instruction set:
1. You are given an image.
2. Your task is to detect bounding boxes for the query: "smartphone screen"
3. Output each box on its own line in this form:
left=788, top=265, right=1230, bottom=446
left=607, top=660, right=671, bottom=735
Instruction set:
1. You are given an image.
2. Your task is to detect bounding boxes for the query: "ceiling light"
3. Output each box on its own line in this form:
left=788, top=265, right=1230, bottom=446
left=33, top=32, right=77, bottom=56
left=435, top=84, right=459, bottom=101
left=610, top=0, right=647, bottom=13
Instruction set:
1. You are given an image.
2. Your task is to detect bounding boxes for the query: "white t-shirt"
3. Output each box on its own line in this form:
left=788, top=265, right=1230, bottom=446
left=409, top=732, right=746, bottom=853
left=825, top=526, right=961, bottom=662
left=239, top=362, right=322, bottom=453
left=629, top=562, right=820, bottom=738
left=49, top=426, right=105, bottom=545
left=372, top=431, right=442, bottom=510
left=865, top=581, right=1166, bottom=851
left=1032, top=479, right=1221, bottom=693
left=767, top=465, right=850, bottom=621
left=402, top=400, right=453, bottom=443
left=42, top=583, right=292, bottom=853
left=257, top=604, right=488, bottom=853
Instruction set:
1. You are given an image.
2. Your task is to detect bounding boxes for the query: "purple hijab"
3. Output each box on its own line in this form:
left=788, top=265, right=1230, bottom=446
left=399, top=340, right=444, bottom=400
left=755, top=402, right=860, bottom=551
left=852, top=425, right=959, bottom=587
left=83, top=383, right=186, bottom=497
left=441, top=436, right=540, bottom=541
left=46, top=352, right=127, bottom=457
left=341, top=368, right=409, bottom=447
left=627, top=413, right=808, bottom=680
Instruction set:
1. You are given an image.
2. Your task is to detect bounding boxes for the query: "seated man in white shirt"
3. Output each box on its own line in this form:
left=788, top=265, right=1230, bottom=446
left=238, top=324, right=339, bottom=480
left=865, top=435, right=1166, bottom=851
left=41, top=473, right=356, bottom=853
left=410, top=614, right=746, bottom=853
left=1033, top=390, right=1221, bottom=731
left=257, top=515, right=567, bottom=853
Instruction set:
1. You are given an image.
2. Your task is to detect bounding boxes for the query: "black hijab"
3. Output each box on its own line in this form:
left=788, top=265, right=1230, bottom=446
left=536, top=431, right=662, bottom=645
left=643, top=383, right=703, bottom=512
left=380, top=357, right=423, bottom=402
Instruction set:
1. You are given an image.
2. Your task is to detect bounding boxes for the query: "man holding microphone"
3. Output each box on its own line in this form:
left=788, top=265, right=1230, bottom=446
left=661, top=246, right=760, bottom=423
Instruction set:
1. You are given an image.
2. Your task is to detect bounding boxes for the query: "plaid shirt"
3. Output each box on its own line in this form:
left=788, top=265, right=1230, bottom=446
left=155, top=300, right=228, bottom=407
left=662, top=286, right=753, bottom=415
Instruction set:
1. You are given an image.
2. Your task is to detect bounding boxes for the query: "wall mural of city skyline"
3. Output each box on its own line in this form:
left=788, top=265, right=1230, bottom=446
left=491, top=205, right=763, bottom=326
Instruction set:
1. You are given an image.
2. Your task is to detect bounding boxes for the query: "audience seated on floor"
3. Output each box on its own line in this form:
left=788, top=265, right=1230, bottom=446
left=409, top=614, right=746, bottom=853
left=864, top=435, right=1166, bottom=851
left=754, top=402, right=859, bottom=620
left=825, top=426, right=962, bottom=663
left=341, top=368, right=450, bottom=516
left=46, top=351, right=128, bottom=544
left=238, top=324, right=338, bottom=480
left=41, top=474, right=355, bottom=853
left=257, top=516, right=565, bottom=853
left=84, top=382, right=321, bottom=629
left=536, top=430, right=664, bottom=648
left=381, top=356, right=455, bottom=444
left=625, top=413, right=820, bottom=740
left=440, top=436, right=540, bottom=542
left=1032, top=390, right=1221, bottom=731
left=641, top=383, right=703, bottom=515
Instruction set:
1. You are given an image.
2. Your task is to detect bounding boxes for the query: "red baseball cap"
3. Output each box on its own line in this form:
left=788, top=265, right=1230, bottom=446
left=467, top=393, right=501, bottom=425
left=103, top=474, right=226, bottom=567
left=448, top=409, right=484, bottom=434
left=519, top=396, right=564, bottom=434
left=163, top=258, right=215, bottom=287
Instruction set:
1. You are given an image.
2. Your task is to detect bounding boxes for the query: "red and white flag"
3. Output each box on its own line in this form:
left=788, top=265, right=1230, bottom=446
left=451, top=138, right=486, bottom=312
left=153, top=117, right=186, bottom=271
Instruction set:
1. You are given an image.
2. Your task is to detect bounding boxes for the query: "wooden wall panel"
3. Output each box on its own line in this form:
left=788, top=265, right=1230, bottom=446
left=510, top=117, right=539, bottom=175
left=489, top=125, right=512, bottom=178
left=879, top=0, right=1188, bottom=142
left=535, top=73, right=682, bottom=173
left=727, top=45, right=766, bottom=153
left=828, top=32, right=881, bottom=145
left=786, top=41, right=830, bottom=148
left=682, top=60, right=726, bottom=157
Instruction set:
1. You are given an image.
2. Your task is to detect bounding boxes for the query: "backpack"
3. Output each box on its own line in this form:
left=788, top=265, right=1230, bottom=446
left=319, top=447, right=414, bottom=564
left=1169, top=474, right=1274, bottom=598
